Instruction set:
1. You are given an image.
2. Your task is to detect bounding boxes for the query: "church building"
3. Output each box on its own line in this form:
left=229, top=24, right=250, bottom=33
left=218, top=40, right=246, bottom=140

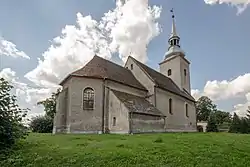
left=53, top=13, right=197, bottom=134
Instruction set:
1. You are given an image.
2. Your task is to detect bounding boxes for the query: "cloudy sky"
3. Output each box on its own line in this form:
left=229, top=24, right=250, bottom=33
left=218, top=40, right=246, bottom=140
left=0, top=0, right=249, bottom=118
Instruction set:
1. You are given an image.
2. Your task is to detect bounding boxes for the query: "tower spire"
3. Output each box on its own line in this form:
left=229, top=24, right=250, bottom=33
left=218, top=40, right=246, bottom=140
left=170, top=8, right=178, bottom=38
left=164, top=8, right=184, bottom=58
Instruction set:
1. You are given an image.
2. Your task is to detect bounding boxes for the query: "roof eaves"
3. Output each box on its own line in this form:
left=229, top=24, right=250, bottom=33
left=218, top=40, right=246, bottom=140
left=131, top=111, right=166, bottom=117
left=156, top=85, right=195, bottom=102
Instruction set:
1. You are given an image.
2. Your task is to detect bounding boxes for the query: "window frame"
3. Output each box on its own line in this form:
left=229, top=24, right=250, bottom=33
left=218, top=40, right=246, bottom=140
left=82, top=87, right=95, bottom=110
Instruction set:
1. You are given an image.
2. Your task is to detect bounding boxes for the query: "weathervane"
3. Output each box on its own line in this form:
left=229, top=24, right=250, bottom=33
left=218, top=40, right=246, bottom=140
left=170, top=8, right=175, bottom=19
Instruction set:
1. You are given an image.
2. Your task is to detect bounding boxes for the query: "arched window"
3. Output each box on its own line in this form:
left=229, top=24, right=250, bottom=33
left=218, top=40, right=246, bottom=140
left=185, top=103, right=189, bottom=117
left=83, top=87, right=94, bottom=110
left=168, top=69, right=172, bottom=76
left=131, top=64, right=133, bottom=70
left=169, top=98, right=173, bottom=115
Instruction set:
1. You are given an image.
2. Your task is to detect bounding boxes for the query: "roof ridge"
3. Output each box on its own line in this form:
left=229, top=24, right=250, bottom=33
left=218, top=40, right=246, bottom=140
left=129, top=56, right=166, bottom=78
left=95, top=55, right=135, bottom=73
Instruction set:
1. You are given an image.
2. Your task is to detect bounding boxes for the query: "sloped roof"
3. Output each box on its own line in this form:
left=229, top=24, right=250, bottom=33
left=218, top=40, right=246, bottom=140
left=129, top=56, right=195, bottom=102
left=112, top=89, right=165, bottom=117
left=60, top=56, right=146, bottom=91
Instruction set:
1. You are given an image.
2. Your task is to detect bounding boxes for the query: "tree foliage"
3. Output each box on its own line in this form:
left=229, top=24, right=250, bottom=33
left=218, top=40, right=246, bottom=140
left=37, top=89, right=60, bottom=119
left=247, top=106, right=250, bottom=119
left=29, top=115, right=53, bottom=133
left=213, top=110, right=231, bottom=125
left=196, top=96, right=217, bottom=122
left=206, top=114, right=219, bottom=132
left=29, top=89, right=60, bottom=133
left=0, top=78, right=28, bottom=151
left=229, top=113, right=241, bottom=133
left=229, top=112, right=250, bottom=134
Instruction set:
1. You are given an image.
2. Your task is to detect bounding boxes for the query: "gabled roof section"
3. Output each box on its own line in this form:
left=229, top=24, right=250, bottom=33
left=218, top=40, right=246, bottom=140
left=111, top=89, right=165, bottom=117
left=129, top=56, right=195, bottom=102
left=60, top=55, right=147, bottom=91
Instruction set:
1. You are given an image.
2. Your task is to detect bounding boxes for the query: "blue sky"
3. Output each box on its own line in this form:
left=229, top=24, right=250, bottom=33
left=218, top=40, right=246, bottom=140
left=0, top=0, right=250, bottom=116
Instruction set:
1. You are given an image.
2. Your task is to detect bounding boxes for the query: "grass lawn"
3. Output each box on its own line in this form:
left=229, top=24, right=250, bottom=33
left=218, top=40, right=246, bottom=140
left=1, top=133, right=250, bottom=167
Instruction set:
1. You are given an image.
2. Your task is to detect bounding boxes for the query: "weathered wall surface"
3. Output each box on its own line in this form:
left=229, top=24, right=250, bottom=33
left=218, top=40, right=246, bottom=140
left=180, top=57, right=191, bottom=93
left=159, top=56, right=182, bottom=90
left=108, top=90, right=129, bottom=134
left=125, top=57, right=156, bottom=104
left=69, top=77, right=103, bottom=134
left=156, top=87, right=196, bottom=132
left=130, top=113, right=165, bottom=133
left=53, top=88, right=68, bottom=134
left=106, top=80, right=147, bottom=97
left=104, top=80, right=146, bottom=133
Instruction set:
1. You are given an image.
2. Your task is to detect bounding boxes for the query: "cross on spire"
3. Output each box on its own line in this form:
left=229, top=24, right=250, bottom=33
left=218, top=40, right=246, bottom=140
left=170, top=8, right=175, bottom=19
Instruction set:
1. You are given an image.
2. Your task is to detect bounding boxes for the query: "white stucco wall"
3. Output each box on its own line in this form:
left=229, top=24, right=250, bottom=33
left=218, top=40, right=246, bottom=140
left=125, top=57, right=156, bottom=105
left=180, top=57, right=191, bottom=93
left=159, top=55, right=191, bottom=93
left=155, top=87, right=196, bottom=131
left=159, top=55, right=182, bottom=90
left=68, top=77, right=104, bottom=133
left=108, top=91, right=130, bottom=134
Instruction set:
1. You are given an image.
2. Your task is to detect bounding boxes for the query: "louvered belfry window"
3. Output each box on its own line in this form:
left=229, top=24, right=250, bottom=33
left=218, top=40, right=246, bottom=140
left=83, top=87, right=94, bottom=110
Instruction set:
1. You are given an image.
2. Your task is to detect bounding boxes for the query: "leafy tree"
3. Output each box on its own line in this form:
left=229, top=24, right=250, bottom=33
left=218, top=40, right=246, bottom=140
left=239, top=118, right=249, bottom=134
left=246, top=106, right=250, bottom=119
left=206, top=114, right=219, bottom=132
left=29, top=89, right=60, bottom=133
left=213, top=110, right=231, bottom=124
left=37, top=88, right=61, bottom=119
left=196, top=96, right=217, bottom=122
left=229, top=113, right=242, bottom=133
left=0, top=78, right=28, bottom=151
left=29, top=115, right=53, bottom=133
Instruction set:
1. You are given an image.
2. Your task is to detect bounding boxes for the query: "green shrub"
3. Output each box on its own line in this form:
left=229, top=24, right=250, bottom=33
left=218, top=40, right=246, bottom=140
left=29, top=116, right=53, bottom=133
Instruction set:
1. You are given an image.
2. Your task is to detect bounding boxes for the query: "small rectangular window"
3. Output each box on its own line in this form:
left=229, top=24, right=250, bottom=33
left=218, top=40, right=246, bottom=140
left=113, top=117, right=116, bottom=126
left=131, top=64, right=133, bottom=70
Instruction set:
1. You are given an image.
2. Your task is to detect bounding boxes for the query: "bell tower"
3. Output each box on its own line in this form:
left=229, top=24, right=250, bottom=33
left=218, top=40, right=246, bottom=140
left=159, top=9, right=191, bottom=93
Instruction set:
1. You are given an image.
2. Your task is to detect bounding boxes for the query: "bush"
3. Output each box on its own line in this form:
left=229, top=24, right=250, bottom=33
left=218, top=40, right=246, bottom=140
left=0, top=78, right=28, bottom=151
left=29, top=116, right=53, bottom=133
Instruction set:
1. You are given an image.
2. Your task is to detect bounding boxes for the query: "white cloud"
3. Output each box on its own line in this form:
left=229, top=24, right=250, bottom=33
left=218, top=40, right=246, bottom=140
left=232, top=92, right=250, bottom=117
left=25, top=0, right=161, bottom=87
left=0, top=68, right=52, bottom=119
left=192, top=73, right=250, bottom=101
left=0, top=36, right=30, bottom=59
left=204, top=0, right=250, bottom=14
left=191, top=89, right=202, bottom=100
left=192, top=73, right=250, bottom=117
left=0, top=68, right=16, bottom=82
